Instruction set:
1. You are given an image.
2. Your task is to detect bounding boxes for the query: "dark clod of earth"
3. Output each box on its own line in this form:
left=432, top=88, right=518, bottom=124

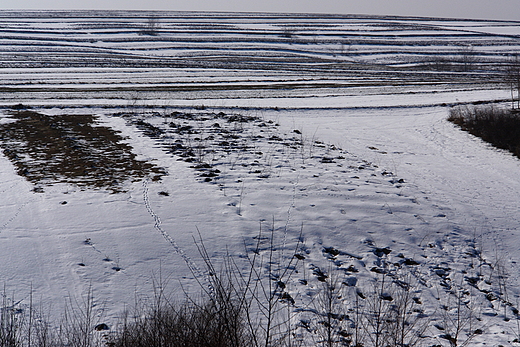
left=373, top=247, right=392, bottom=257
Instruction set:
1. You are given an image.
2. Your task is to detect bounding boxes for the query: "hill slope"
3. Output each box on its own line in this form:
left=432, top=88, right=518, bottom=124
left=0, top=11, right=520, bottom=346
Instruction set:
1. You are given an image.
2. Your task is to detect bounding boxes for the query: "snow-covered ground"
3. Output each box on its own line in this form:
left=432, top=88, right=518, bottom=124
left=1, top=10, right=520, bottom=346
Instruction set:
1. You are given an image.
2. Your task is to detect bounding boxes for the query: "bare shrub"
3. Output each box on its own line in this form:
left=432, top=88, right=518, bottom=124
left=0, top=228, right=514, bottom=347
left=505, top=55, right=520, bottom=109
left=140, top=17, right=159, bottom=36
left=383, top=275, right=428, bottom=347
left=0, top=286, right=24, bottom=347
left=111, top=297, right=250, bottom=347
left=109, top=226, right=302, bottom=347
left=309, top=267, right=351, bottom=347
left=234, top=225, right=303, bottom=347
left=437, top=287, right=482, bottom=347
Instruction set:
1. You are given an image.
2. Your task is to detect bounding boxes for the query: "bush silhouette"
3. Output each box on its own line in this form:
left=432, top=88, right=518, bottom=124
left=448, top=106, right=520, bottom=158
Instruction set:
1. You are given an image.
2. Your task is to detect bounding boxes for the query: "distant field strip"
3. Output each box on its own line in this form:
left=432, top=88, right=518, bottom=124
left=0, top=11, right=518, bottom=108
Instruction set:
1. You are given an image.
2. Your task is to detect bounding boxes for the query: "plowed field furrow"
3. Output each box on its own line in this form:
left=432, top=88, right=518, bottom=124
left=0, top=10, right=518, bottom=109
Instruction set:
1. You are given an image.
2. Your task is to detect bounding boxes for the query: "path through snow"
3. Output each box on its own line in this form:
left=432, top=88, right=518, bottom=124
left=278, top=106, right=520, bottom=272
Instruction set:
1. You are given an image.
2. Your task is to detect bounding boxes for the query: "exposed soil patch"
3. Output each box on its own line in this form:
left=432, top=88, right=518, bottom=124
left=121, top=110, right=283, bottom=183
left=118, top=110, right=409, bottom=209
left=0, top=110, right=166, bottom=192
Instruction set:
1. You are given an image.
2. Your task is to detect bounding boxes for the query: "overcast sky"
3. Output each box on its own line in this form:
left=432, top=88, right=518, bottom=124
left=2, top=0, right=520, bottom=21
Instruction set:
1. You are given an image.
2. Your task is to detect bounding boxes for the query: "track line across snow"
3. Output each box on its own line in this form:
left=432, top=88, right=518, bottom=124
left=141, top=178, right=210, bottom=290
left=0, top=201, right=29, bottom=231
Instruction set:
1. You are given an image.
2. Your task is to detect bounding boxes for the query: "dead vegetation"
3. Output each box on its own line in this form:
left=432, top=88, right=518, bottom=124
left=448, top=106, right=520, bottom=158
left=0, top=230, right=514, bottom=347
left=0, top=110, right=166, bottom=192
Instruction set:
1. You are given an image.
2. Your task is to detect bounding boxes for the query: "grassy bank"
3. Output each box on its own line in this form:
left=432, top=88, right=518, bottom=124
left=448, top=106, right=520, bottom=158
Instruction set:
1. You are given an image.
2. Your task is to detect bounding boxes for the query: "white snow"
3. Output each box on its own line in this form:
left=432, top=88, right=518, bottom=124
left=1, top=11, right=520, bottom=346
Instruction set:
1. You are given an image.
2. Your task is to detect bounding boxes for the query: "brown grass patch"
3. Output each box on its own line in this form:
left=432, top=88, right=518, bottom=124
left=0, top=110, right=166, bottom=192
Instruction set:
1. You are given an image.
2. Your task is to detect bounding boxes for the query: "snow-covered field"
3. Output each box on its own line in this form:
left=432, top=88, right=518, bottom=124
left=1, top=10, right=520, bottom=346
